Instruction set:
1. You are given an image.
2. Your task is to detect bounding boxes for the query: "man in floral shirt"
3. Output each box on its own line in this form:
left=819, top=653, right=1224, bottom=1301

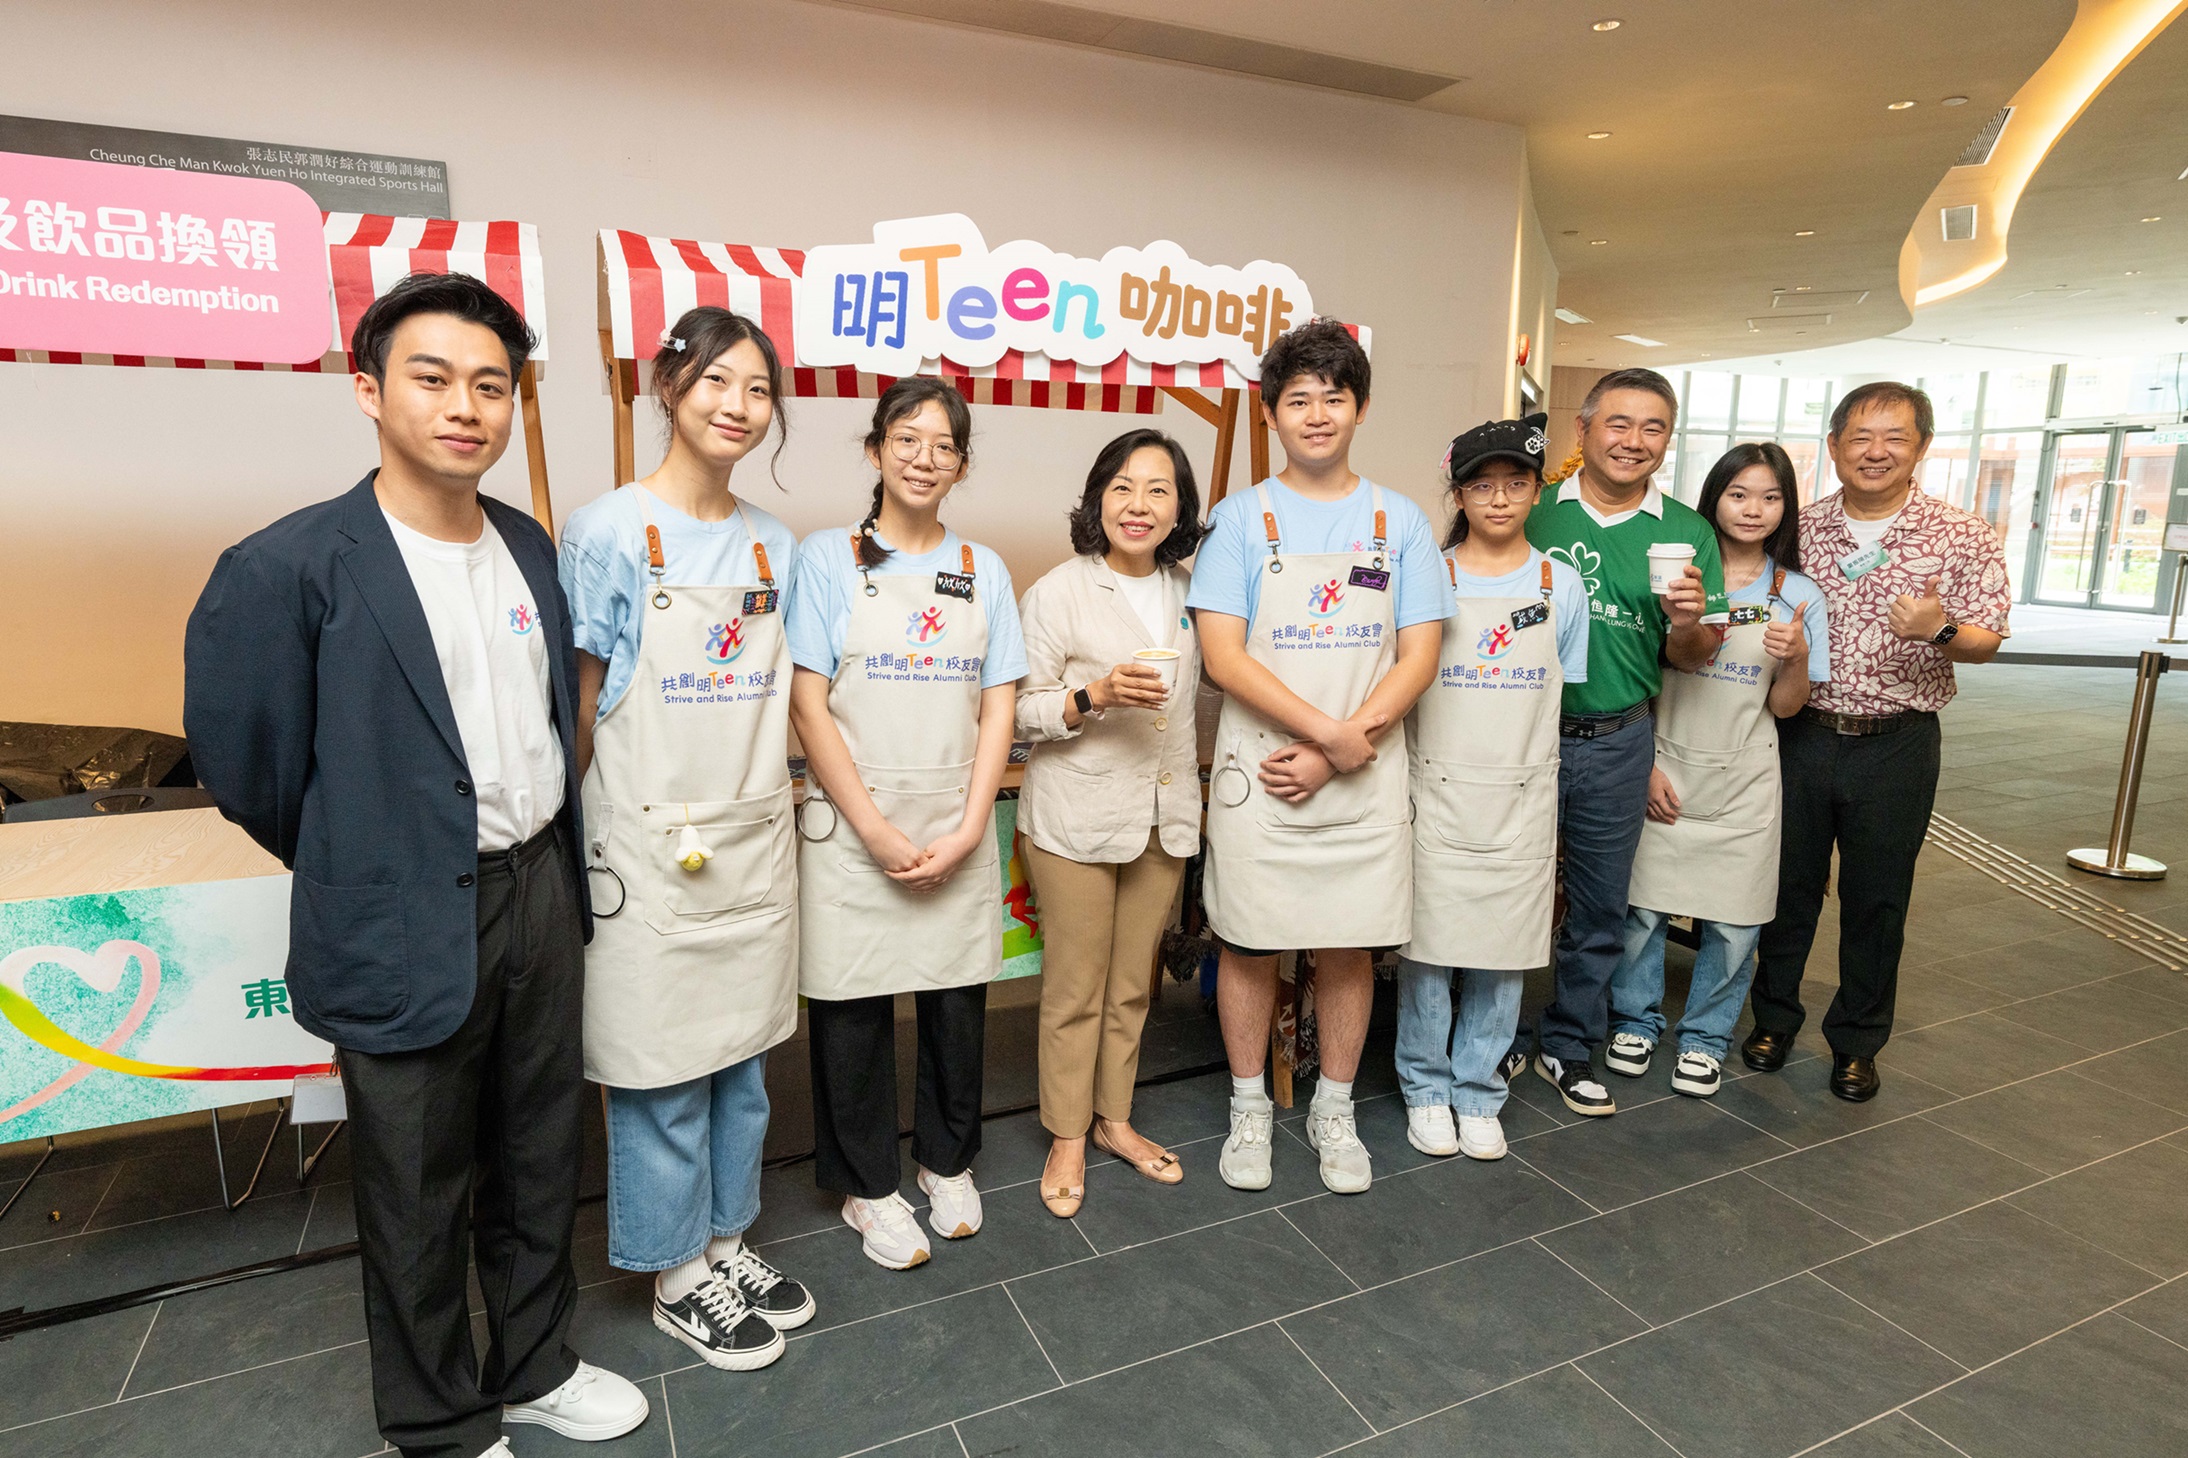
left=1744, top=382, right=2009, bottom=1102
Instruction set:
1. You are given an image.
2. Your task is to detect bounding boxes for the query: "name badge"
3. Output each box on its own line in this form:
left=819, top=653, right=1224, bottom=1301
left=1348, top=566, right=1390, bottom=591
left=934, top=571, right=975, bottom=601
left=1509, top=601, right=1550, bottom=631
left=1839, top=544, right=1890, bottom=580
left=742, top=588, right=779, bottom=615
left=1726, top=604, right=1770, bottom=626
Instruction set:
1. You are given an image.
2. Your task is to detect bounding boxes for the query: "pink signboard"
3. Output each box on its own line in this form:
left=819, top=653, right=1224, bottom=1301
left=0, top=152, right=330, bottom=364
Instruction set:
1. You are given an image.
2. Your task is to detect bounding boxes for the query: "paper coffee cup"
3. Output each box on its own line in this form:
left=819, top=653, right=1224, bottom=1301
left=1646, top=542, right=1697, bottom=595
left=1133, top=647, right=1181, bottom=700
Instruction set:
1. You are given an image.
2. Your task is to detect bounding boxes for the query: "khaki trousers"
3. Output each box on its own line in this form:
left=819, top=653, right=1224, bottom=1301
left=1025, top=830, right=1185, bottom=1138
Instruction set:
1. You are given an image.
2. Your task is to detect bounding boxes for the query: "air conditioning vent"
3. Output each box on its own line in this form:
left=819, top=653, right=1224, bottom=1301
left=1941, top=205, right=1979, bottom=242
left=1746, top=312, right=1833, bottom=334
left=1953, top=106, right=2013, bottom=167
left=1771, top=290, right=1869, bottom=310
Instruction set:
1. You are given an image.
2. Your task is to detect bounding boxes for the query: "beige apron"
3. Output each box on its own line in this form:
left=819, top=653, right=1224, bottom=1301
left=796, top=537, right=1001, bottom=1000
left=580, top=493, right=798, bottom=1089
left=1204, top=483, right=1412, bottom=949
left=1626, top=567, right=1788, bottom=927
left=1401, top=556, right=1563, bottom=970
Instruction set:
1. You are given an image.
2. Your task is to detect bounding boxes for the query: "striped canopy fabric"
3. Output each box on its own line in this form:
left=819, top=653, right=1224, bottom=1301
left=599, top=229, right=1366, bottom=416
left=0, top=214, right=547, bottom=373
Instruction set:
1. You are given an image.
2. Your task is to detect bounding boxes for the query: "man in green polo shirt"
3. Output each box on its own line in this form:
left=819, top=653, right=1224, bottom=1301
left=1511, top=367, right=1727, bottom=1116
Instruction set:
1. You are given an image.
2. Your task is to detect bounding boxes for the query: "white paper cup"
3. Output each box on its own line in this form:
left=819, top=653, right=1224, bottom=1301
left=1646, top=542, right=1697, bottom=595
left=1133, top=648, right=1182, bottom=701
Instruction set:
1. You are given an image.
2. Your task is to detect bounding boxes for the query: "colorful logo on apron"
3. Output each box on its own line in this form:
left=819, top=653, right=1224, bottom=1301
left=1475, top=622, right=1516, bottom=661
left=507, top=603, right=538, bottom=635
left=1306, top=579, right=1346, bottom=618
left=705, top=619, right=748, bottom=664
left=907, top=606, right=950, bottom=645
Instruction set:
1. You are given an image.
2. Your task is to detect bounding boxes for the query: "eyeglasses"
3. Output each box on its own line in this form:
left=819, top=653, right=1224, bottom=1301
left=886, top=433, right=964, bottom=470
left=1457, top=480, right=1540, bottom=504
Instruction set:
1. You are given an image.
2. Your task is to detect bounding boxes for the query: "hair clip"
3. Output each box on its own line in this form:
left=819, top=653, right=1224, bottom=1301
left=659, top=330, right=686, bottom=352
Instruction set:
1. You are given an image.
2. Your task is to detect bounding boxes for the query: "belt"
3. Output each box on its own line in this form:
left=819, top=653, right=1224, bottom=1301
left=480, top=820, right=560, bottom=875
left=1799, top=706, right=1929, bottom=737
left=1560, top=702, right=1652, bottom=739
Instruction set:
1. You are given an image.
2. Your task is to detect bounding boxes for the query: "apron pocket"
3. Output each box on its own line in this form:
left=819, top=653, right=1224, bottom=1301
left=1234, top=727, right=1380, bottom=831
left=642, top=791, right=787, bottom=934
left=1029, top=758, right=1139, bottom=860
left=843, top=761, right=976, bottom=873
left=1415, top=758, right=1554, bottom=855
left=1655, top=741, right=1773, bottom=825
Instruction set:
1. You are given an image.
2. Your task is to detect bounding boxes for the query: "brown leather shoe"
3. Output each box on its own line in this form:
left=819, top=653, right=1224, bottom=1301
left=1830, top=1054, right=1880, bottom=1103
left=1741, top=1027, right=1793, bottom=1073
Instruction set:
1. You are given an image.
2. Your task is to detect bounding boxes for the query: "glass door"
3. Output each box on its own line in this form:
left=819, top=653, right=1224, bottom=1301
left=2097, top=434, right=2176, bottom=609
left=2032, top=428, right=2180, bottom=609
left=2034, top=431, right=2115, bottom=604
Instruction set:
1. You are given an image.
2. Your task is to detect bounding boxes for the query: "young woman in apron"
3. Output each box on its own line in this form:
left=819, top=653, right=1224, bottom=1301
left=559, top=307, right=812, bottom=1373
left=1395, top=418, right=1587, bottom=1161
left=784, top=377, right=1026, bottom=1272
left=1608, top=442, right=1829, bottom=1097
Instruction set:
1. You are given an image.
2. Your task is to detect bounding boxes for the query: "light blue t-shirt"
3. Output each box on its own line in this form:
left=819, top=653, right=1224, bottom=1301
left=1734, top=559, right=1831, bottom=682
left=785, top=527, right=1027, bottom=689
left=1186, top=477, right=1451, bottom=632
left=1450, top=549, right=1591, bottom=685
left=558, top=486, right=803, bottom=718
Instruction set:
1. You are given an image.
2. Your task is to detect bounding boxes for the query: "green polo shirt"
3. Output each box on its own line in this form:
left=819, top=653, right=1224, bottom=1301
left=1526, top=480, right=1728, bottom=716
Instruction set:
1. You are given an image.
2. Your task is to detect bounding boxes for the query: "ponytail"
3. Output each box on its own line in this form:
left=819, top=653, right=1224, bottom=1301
left=855, top=483, right=889, bottom=569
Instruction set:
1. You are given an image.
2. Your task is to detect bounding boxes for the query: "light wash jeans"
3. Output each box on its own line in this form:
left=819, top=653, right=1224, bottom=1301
left=1394, top=960, right=1525, bottom=1117
left=1608, top=908, right=1762, bottom=1061
left=604, top=1051, right=770, bottom=1272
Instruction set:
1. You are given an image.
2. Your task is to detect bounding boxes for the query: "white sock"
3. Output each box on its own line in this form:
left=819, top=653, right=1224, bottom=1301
left=1313, top=1076, right=1354, bottom=1108
left=705, top=1233, right=743, bottom=1265
left=1231, top=1074, right=1270, bottom=1105
left=656, top=1253, right=713, bottom=1302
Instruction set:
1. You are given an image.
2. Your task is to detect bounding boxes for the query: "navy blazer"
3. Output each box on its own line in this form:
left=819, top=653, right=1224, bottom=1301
left=184, top=473, right=590, bottom=1054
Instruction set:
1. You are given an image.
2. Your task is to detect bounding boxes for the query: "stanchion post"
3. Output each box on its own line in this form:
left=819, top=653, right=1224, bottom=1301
left=2162, top=565, right=2188, bottom=645
left=2068, top=650, right=2171, bottom=880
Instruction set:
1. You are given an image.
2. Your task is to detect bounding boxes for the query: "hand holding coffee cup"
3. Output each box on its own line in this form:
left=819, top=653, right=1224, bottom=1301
left=1645, top=541, right=1697, bottom=595
left=1091, top=657, right=1171, bottom=711
left=1133, top=648, right=1182, bottom=703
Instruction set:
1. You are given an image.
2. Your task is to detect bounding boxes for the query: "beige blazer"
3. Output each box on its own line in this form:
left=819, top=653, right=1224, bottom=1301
left=1016, top=553, right=1201, bottom=862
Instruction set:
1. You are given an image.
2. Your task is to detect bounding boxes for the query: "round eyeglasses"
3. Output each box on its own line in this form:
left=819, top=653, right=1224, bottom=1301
left=886, top=433, right=964, bottom=470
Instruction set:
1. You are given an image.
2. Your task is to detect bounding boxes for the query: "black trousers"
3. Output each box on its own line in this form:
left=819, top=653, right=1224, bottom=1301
left=1754, top=712, right=1941, bottom=1059
left=342, top=824, right=585, bottom=1458
left=807, top=984, right=987, bottom=1199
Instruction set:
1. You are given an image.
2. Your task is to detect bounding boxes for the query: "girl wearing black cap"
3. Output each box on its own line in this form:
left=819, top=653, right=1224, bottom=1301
left=1393, top=415, right=1590, bottom=1159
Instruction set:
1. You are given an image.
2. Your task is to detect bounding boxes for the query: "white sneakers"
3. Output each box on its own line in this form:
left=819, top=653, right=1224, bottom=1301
left=1672, top=1049, right=1724, bottom=1097
left=1305, top=1100, right=1372, bottom=1195
left=843, top=1192, right=931, bottom=1270
left=917, top=1167, right=984, bottom=1239
left=503, top=1360, right=650, bottom=1442
left=1457, top=1113, right=1507, bottom=1161
left=1406, top=1103, right=1460, bottom=1156
left=1606, top=1032, right=1655, bottom=1078
left=1219, top=1098, right=1275, bottom=1190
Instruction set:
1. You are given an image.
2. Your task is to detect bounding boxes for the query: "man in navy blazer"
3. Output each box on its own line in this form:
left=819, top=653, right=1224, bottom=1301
left=186, top=273, right=646, bottom=1458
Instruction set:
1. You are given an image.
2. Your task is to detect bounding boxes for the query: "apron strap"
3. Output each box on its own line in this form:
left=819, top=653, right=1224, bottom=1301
left=961, top=543, right=976, bottom=578
left=1370, top=483, right=1388, bottom=569
left=633, top=489, right=672, bottom=608
left=1540, top=558, right=1555, bottom=600
left=645, top=525, right=665, bottom=572
left=1255, top=482, right=1282, bottom=569
left=851, top=527, right=877, bottom=597
left=1446, top=554, right=1457, bottom=588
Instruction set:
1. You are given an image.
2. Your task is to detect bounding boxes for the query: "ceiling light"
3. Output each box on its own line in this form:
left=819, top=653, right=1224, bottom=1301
left=1613, top=333, right=1666, bottom=347
left=2125, top=270, right=2141, bottom=275
left=1888, top=100, right=1917, bottom=110
left=1942, top=96, right=1970, bottom=106
left=1590, top=238, right=1609, bottom=246
left=1592, top=19, right=1621, bottom=31
left=2142, top=216, right=2162, bottom=222
left=1554, top=307, right=1593, bottom=324
left=1794, top=230, right=1815, bottom=237
left=1587, top=131, right=1612, bottom=140
left=1795, top=285, right=1812, bottom=291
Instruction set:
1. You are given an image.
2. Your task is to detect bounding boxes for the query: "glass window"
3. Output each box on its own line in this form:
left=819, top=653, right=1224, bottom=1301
left=1678, top=434, right=1728, bottom=502
left=1915, top=434, right=1974, bottom=508
left=1921, top=374, right=1980, bottom=433
left=1781, top=438, right=1824, bottom=505
left=1682, top=372, right=1733, bottom=432
left=2103, top=436, right=2180, bottom=609
left=1785, top=377, right=1833, bottom=435
left=1975, top=432, right=2042, bottom=593
left=1985, top=367, right=2055, bottom=429
left=1657, top=440, right=1681, bottom=504
left=1738, top=376, right=1783, bottom=433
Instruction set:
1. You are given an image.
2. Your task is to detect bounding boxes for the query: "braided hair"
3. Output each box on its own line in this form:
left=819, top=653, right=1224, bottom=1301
left=856, top=377, right=973, bottom=569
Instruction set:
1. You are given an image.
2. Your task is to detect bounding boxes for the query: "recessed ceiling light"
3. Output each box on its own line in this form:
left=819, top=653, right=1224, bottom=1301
left=1613, top=333, right=1666, bottom=347
left=1795, top=285, right=1812, bottom=291
left=2142, top=216, right=2162, bottom=223
left=1554, top=307, right=1593, bottom=324
left=2125, top=270, right=2141, bottom=275
left=1794, top=230, right=1815, bottom=237
left=1590, top=239, right=1609, bottom=246
left=1888, top=100, right=1917, bottom=110
left=1587, top=131, right=1613, bottom=140
left=1592, top=19, right=1621, bottom=31
left=1942, top=96, right=1969, bottom=106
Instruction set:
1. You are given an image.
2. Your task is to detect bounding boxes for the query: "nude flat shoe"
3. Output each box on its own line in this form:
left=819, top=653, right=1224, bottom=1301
left=1040, top=1179, right=1084, bottom=1219
left=1091, top=1122, right=1183, bottom=1185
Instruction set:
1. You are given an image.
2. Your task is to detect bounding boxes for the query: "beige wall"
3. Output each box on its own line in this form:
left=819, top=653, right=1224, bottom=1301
left=2, top=0, right=1528, bottom=734
left=1507, top=172, right=1558, bottom=418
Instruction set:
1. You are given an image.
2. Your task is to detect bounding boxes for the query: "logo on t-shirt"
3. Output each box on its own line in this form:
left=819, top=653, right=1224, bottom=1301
left=1548, top=543, right=1601, bottom=597
left=507, top=604, right=538, bottom=635
left=1306, top=579, right=1346, bottom=618
left=705, top=619, right=748, bottom=664
left=907, top=606, right=950, bottom=645
left=1477, top=623, right=1517, bottom=661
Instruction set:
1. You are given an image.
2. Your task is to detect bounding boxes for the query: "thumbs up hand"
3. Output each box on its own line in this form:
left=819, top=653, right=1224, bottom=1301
left=1889, top=575, right=1948, bottom=642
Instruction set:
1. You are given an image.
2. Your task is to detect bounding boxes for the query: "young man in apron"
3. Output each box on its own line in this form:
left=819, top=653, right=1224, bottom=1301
left=1190, top=320, right=1449, bottom=1195
left=560, top=309, right=813, bottom=1374
left=1397, top=417, right=1589, bottom=1161
left=786, top=379, right=1026, bottom=1269
left=1609, top=443, right=1829, bottom=1099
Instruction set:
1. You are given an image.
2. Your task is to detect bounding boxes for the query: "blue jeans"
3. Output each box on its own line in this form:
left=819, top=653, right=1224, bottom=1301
left=604, top=1052, right=770, bottom=1273
left=1518, top=715, right=1655, bottom=1066
left=1610, top=909, right=1762, bottom=1061
left=1394, top=960, right=1525, bottom=1117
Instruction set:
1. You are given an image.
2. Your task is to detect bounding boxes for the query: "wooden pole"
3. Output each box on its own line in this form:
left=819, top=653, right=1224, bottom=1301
left=601, top=327, right=636, bottom=488
left=517, top=361, right=553, bottom=534
left=1248, top=391, right=1270, bottom=483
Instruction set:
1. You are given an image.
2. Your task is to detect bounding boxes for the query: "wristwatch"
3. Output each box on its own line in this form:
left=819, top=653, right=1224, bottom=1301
left=1931, top=621, right=1960, bottom=647
left=1073, top=686, right=1097, bottom=718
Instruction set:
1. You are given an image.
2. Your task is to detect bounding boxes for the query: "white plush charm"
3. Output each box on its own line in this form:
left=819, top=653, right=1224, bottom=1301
left=676, top=822, right=714, bottom=872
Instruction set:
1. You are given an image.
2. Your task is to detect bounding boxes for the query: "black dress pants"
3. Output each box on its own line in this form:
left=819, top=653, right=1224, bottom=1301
left=807, top=984, right=987, bottom=1199
left=1754, top=712, right=1942, bottom=1059
left=341, top=825, right=586, bottom=1458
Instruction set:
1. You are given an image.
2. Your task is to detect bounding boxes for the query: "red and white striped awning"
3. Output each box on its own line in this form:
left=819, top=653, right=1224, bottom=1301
left=1, top=215, right=547, bottom=373
left=599, top=229, right=1366, bottom=416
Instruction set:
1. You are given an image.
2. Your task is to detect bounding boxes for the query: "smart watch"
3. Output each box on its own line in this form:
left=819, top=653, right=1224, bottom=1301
left=1931, top=621, right=1960, bottom=647
left=1073, top=686, right=1096, bottom=717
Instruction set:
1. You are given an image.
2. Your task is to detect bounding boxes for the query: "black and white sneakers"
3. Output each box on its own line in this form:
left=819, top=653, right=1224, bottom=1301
left=1605, top=1032, right=1655, bottom=1078
left=715, top=1244, right=816, bottom=1330
left=653, top=1275, right=785, bottom=1371
left=1671, top=1049, right=1723, bottom=1098
left=1500, top=1047, right=1530, bottom=1085
left=1536, top=1053, right=1616, bottom=1116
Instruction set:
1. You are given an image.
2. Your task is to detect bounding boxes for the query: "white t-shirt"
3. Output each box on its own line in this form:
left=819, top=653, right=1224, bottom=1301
left=383, top=510, right=565, bottom=851
left=1845, top=510, right=1900, bottom=552
left=1109, top=563, right=1172, bottom=642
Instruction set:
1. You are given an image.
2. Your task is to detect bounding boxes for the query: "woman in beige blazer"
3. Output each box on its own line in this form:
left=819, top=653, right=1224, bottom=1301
left=1017, top=428, right=1204, bottom=1217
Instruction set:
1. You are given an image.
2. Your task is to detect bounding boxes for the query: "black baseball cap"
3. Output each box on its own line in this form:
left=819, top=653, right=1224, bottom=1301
left=1443, top=412, right=1549, bottom=486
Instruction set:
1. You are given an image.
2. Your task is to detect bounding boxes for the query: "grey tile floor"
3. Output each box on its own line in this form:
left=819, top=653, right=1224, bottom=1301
left=4, top=662, right=2187, bottom=1458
